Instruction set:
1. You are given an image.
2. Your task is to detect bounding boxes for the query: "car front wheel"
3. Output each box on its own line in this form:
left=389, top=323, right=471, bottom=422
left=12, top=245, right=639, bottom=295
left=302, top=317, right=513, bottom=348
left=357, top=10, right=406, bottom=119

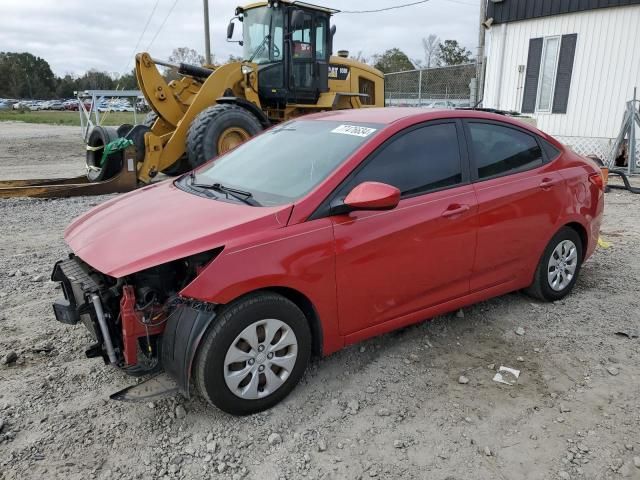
left=194, top=292, right=311, bottom=415
left=526, top=227, right=583, bottom=302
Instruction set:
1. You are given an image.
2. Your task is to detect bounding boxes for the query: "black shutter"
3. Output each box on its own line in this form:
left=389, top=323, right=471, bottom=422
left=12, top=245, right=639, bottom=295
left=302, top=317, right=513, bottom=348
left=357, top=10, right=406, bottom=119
left=552, top=33, right=578, bottom=114
left=521, top=37, right=543, bottom=113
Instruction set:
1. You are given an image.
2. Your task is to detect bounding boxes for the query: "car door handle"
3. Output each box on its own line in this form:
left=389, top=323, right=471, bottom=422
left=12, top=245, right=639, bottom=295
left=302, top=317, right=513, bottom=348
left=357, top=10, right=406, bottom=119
left=539, top=178, right=558, bottom=189
left=441, top=204, right=470, bottom=218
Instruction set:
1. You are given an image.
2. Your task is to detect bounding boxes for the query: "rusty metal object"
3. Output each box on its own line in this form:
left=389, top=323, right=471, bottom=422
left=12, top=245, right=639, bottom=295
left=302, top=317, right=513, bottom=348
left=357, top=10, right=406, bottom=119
left=0, top=148, right=139, bottom=199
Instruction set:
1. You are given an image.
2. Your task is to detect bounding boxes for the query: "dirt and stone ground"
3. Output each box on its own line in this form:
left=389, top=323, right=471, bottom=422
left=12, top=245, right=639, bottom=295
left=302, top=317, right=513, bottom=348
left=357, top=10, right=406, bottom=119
left=1, top=122, right=640, bottom=480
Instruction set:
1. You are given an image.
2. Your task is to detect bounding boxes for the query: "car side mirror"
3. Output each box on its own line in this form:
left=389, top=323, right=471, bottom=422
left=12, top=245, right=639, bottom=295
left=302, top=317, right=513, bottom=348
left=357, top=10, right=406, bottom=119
left=227, top=21, right=235, bottom=40
left=331, top=182, right=400, bottom=215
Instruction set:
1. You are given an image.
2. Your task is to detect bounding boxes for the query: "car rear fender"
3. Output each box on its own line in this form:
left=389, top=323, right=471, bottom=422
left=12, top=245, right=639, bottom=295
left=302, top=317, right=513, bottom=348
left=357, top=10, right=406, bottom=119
left=557, top=157, right=604, bottom=260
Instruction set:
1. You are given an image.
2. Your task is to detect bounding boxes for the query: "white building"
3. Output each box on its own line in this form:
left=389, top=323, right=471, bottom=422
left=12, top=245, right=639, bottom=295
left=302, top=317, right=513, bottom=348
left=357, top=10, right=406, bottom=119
left=483, top=0, right=640, bottom=161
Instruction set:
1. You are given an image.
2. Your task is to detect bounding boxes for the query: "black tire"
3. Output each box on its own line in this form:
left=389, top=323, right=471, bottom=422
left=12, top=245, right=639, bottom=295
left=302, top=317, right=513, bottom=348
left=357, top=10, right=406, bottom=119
left=140, top=112, right=191, bottom=176
left=86, top=126, right=122, bottom=182
left=186, top=103, right=262, bottom=170
left=525, top=227, right=583, bottom=302
left=116, top=123, right=134, bottom=138
left=194, top=292, right=311, bottom=415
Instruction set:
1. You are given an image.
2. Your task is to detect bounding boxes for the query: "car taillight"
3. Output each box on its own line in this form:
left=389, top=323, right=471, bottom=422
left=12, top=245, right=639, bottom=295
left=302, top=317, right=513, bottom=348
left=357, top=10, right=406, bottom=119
left=588, top=171, right=604, bottom=189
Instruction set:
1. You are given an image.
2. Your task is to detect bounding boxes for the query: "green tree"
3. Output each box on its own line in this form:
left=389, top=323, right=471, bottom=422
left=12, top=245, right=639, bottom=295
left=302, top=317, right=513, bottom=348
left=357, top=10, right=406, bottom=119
left=56, top=73, right=77, bottom=98
left=115, top=69, right=138, bottom=90
left=372, top=48, right=414, bottom=73
left=75, top=69, right=116, bottom=91
left=0, top=52, right=56, bottom=98
left=437, top=40, right=473, bottom=66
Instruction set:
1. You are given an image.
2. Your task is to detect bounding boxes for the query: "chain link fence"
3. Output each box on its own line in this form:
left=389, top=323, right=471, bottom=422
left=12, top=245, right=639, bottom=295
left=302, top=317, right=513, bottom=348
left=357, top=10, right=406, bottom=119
left=384, top=63, right=477, bottom=108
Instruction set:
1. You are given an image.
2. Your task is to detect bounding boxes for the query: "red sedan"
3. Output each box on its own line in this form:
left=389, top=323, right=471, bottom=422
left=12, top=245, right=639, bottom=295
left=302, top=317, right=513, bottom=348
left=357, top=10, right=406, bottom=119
left=52, top=108, right=604, bottom=414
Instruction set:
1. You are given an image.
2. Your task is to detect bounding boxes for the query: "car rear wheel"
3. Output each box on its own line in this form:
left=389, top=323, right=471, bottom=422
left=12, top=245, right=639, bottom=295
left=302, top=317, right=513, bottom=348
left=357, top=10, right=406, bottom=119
left=194, top=292, right=311, bottom=415
left=525, top=227, right=583, bottom=302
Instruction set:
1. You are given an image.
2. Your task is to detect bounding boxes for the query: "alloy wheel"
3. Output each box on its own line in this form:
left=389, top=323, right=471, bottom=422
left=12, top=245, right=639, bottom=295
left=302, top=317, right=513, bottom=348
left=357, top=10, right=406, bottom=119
left=547, top=239, right=578, bottom=291
left=223, top=318, right=298, bottom=400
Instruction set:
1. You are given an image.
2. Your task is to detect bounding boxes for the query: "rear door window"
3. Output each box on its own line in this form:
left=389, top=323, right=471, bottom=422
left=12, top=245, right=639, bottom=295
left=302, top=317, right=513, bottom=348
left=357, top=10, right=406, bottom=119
left=466, top=122, right=543, bottom=180
left=344, top=122, right=464, bottom=198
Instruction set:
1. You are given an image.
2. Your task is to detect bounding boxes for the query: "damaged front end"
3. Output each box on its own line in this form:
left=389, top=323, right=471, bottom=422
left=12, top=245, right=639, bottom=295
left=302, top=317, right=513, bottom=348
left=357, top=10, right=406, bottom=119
left=51, top=249, right=221, bottom=393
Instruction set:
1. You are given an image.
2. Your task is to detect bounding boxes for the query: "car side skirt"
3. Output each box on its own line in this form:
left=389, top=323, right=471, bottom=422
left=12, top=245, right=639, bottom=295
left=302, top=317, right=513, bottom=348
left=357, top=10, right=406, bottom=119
left=343, top=278, right=524, bottom=346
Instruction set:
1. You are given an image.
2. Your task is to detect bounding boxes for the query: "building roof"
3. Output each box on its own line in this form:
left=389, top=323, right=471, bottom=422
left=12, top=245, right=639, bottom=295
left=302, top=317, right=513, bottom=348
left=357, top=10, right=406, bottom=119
left=487, top=0, right=640, bottom=24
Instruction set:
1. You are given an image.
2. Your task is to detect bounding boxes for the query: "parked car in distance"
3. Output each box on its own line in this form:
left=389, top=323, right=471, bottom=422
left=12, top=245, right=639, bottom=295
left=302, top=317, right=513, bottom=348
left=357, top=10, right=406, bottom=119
left=64, top=100, right=79, bottom=111
left=52, top=108, right=604, bottom=415
left=46, top=101, right=66, bottom=110
left=28, top=101, right=45, bottom=111
left=0, top=101, right=10, bottom=110
left=425, top=100, right=456, bottom=109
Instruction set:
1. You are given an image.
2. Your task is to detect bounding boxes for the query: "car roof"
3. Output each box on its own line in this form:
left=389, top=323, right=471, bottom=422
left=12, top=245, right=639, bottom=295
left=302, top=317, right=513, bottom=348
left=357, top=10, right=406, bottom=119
left=306, top=107, right=428, bottom=124
left=305, top=107, right=554, bottom=142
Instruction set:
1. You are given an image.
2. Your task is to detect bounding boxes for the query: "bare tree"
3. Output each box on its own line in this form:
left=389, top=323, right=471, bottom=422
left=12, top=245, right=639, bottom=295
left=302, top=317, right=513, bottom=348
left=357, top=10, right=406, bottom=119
left=422, top=34, right=440, bottom=68
left=164, top=47, right=207, bottom=81
left=349, top=50, right=370, bottom=65
left=168, top=47, right=206, bottom=66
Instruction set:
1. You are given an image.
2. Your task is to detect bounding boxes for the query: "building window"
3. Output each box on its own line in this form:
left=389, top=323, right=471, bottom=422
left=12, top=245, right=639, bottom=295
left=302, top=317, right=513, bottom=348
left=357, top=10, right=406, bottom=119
left=535, top=36, right=560, bottom=112
left=521, top=34, right=577, bottom=115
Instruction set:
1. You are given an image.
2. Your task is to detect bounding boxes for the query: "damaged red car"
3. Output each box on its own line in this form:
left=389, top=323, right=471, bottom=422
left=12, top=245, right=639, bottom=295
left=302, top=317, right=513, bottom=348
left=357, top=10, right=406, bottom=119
left=52, top=108, right=604, bottom=415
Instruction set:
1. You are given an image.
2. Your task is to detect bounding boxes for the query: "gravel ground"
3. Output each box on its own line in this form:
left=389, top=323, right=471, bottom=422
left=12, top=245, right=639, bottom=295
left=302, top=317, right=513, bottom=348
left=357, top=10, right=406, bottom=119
left=1, top=123, right=640, bottom=480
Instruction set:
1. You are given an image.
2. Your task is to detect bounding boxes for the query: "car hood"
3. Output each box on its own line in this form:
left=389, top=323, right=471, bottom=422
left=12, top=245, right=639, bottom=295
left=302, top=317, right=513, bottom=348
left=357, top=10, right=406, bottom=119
left=65, top=180, right=293, bottom=278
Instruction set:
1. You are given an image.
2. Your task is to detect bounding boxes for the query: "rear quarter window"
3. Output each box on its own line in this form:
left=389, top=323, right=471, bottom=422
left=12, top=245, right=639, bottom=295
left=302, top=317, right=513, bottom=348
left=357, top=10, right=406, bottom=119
left=467, top=122, right=543, bottom=180
left=540, top=138, right=561, bottom=162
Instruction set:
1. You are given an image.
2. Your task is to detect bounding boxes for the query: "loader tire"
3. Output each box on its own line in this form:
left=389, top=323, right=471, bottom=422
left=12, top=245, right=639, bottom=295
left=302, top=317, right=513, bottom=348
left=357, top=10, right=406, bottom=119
left=141, top=112, right=191, bottom=176
left=116, top=123, right=134, bottom=138
left=86, top=126, right=122, bottom=182
left=186, top=103, right=262, bottom=169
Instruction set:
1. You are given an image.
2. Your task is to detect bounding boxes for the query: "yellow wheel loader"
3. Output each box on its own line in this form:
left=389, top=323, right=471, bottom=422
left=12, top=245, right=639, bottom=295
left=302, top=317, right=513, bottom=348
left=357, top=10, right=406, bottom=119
left=131, top=0, right=384, bottom=184
left=0, top=0, right=384, bottom=199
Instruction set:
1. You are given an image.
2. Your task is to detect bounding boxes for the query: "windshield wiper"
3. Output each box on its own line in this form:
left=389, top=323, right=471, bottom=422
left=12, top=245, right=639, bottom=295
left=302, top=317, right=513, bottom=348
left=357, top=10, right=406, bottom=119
left=249, top=34, right=271, bottom=62
left=189, top=174, right=260, bottom=206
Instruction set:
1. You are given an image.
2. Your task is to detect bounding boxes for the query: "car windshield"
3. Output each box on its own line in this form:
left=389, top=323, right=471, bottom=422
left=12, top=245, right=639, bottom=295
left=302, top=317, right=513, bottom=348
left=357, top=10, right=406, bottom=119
left=242, top=7, right=284, bottom=64
left=190, top=120, right=382, bottom=206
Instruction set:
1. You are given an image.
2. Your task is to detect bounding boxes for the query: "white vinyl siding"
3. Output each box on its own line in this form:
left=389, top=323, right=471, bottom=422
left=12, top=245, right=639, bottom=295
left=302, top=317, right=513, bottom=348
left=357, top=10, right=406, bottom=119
left=535, top=36, right=560, bottom=112
left=483, top=4, right=640, bottom=138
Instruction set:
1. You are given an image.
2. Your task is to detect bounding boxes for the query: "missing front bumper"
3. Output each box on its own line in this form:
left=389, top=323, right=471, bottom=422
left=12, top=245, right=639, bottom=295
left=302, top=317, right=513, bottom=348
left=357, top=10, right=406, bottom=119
left=51, top=256, right=114, bottom=363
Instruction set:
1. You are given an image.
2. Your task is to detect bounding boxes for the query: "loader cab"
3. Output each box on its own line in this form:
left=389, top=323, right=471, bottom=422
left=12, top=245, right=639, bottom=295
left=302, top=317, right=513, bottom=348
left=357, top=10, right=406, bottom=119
left=231, top=2, right=336, bottom=106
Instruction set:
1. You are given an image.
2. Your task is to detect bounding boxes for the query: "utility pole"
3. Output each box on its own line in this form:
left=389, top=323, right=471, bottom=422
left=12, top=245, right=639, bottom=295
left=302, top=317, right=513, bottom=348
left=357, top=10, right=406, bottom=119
left=203, top=0, right=212, bottom=65
left=476, top=0, right=487, bottom=105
